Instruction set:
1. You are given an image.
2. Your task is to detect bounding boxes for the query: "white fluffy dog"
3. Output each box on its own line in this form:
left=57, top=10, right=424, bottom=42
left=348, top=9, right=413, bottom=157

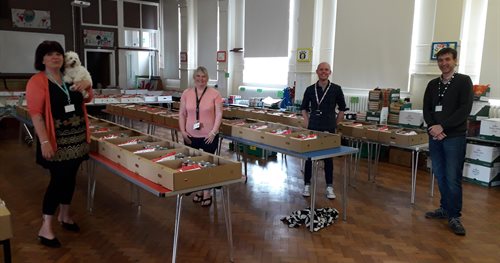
left=63, top=51, right=92, bottom=98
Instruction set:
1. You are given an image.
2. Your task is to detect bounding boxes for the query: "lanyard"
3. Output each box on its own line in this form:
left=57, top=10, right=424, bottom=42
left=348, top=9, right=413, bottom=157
left=195, top=86, right=208, bottom=121
left=437, top=73, right=456, bottom=105
left=314, top=81, right=331, bottom=109
left=46, top=72, right=71, bottom=105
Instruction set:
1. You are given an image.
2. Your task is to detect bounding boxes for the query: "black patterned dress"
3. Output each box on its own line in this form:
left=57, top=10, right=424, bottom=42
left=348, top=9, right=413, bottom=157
left=36, top=80, right=89, bottom=169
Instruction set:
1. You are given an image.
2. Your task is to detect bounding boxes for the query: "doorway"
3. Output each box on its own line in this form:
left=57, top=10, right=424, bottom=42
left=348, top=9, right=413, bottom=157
left=84, top=49, right=116, bottom=89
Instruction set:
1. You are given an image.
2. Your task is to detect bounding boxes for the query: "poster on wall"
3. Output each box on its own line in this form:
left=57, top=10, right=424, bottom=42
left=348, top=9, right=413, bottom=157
left=430, top=42, right=458, bottom=60
left=296, top=48, right=312, bottom=62
left=11, top=9, right=51, bottom=29
left=83, top=29, right=114, bottom=47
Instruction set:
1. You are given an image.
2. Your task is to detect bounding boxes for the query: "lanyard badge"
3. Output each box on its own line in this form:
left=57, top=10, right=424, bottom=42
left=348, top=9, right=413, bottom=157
left=194, top=86, right=208, bottom=130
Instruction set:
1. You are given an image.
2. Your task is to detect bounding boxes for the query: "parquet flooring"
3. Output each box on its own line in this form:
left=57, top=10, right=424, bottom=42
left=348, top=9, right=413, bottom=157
left=1, top=119, right=500, bottom=262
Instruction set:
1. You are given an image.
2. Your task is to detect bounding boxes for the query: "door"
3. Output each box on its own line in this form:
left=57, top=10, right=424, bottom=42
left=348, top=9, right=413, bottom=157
left=84, top=49, right=116, bottom=88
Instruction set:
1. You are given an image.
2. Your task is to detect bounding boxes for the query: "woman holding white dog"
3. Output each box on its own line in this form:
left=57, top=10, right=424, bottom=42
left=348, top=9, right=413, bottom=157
left=179, top=66, right=223, bottom=207
left=26, top=40, right=93, bottom=248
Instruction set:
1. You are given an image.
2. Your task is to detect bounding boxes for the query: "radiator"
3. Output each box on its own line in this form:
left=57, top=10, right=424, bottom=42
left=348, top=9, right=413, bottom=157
left=344, top=95, right=368, bottom=113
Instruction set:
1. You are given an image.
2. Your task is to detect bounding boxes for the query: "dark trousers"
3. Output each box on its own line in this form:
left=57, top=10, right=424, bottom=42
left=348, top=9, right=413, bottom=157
left=304, top=126, right=335, bottom=186
left=429, top=135, right=466, bottom=218
left=304, top=158, right=333, bottom=185
left=185, top=135, right=219, bottom=154
left=42, top=160, right=81, bottom=215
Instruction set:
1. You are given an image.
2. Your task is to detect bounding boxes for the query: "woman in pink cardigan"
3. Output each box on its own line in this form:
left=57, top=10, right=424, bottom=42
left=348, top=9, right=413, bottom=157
left=179, top=66, right=223, bottom=207
left=26, top=41, right=93, bottom=248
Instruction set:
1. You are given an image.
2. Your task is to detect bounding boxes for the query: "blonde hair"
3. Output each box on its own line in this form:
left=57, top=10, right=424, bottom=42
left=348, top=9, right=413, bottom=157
left=192, top=66, right=209, bottom=79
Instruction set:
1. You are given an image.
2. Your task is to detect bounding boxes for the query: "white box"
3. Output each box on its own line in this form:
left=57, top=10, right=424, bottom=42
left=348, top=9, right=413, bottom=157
left=466, top=143, right=500, bottom=164
left=157, top=95, right=173, bottom=102
left=463, top=162, right=500, bottom=185
left=399, top=110, right=424, bottom=127
left=93, top=97, right=107, bottom=104
left=143, top=96, right=157, bottom=102
left=479, top=118, right=500, bottom=140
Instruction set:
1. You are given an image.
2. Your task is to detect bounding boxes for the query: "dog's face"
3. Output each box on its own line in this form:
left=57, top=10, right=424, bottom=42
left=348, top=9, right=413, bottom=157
left=64, top=51, right=82, bottom=68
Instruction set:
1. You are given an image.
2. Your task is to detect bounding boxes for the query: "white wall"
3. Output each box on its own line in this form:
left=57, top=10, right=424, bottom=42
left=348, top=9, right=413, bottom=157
left=480, top=0, right=500, bottom=98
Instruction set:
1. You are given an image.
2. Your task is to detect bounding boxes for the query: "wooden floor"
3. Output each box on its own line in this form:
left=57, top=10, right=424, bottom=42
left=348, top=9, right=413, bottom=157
left=1, top=119, right=500, bottom=263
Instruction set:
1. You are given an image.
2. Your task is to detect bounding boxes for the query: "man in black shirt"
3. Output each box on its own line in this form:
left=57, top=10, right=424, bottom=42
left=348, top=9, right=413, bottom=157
left=300, top=62, right=347, bottom=199
left=422, top=48, right=473, bottom=236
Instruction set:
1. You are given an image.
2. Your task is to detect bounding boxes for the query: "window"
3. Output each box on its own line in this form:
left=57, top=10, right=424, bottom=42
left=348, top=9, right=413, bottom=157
left=243, top=57, right=288, bottom=86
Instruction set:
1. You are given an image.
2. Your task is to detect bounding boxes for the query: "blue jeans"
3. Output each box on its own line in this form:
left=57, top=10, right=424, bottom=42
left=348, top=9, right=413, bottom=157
left=429, top=135, right=466, bottom=218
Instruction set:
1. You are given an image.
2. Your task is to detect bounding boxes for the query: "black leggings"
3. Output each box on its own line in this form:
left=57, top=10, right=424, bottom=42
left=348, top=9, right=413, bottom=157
left=185, top=135, right=219, bottom=154
left=42, top=160, right=82, bottom=215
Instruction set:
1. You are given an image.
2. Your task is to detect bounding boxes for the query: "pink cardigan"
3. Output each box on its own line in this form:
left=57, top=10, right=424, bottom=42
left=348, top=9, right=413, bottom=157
left=26, top=72, right=93, bottom=150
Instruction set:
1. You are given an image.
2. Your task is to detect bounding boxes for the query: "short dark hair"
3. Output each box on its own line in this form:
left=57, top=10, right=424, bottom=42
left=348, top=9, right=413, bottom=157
left=436, top=47, right=457, bottom=60
left=34, top=41, right=65, bottom=71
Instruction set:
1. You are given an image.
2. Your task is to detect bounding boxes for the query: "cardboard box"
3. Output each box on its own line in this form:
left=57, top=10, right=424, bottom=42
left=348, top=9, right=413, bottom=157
left=151, top=155, right=241, bottom=190
left=264, top=131, right=341, bottom=153
left=463, top=161, right=500, bottom=186
left=469, top=101, right=490, bottom=121
left=479, top=118, right=500, bottom=141
left=337, top=122, right=376, bottom=138
left=398, top=110, right=424, bottom=128
left=379, top=129, right=427, bottom=146
left=0, top=200, right=13, bottom=240
left=95, top=132, right=146, bottom=160
left=126, top=147, right=196, bottom=182
left=389, top=148, right=412, bottom=167
left=466, top=143, right=500, bottom=166
left=368, top=90, right=381, bottom=101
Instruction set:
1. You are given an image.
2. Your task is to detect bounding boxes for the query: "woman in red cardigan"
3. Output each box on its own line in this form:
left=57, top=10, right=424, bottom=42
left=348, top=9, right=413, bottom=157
left=26, top=41, right=93, bottom=248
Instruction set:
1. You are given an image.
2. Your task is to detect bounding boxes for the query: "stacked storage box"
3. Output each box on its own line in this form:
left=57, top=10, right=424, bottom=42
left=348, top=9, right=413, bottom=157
left=366, top=88, right=400, bottom=123
left=464, top=143, right=500, bottom=187
left=468, top=84, right=492, bottom=137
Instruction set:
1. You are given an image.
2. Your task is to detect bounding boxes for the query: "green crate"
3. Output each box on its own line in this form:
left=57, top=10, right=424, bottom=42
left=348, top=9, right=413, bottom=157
left=229, top=142, right=277, bottom=158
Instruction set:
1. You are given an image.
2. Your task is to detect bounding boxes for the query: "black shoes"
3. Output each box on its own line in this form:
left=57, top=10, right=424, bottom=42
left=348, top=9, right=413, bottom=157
left=38, top=236, right=61, bottom=248
left=61, top=221, right=80, bottom=232
left=425, top=207, right=448, bottom=219
left=448, top=217, right=466, bottom=236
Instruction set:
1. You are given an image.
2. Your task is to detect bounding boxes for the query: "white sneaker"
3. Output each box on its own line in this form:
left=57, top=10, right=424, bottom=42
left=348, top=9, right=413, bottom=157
left=326, top=186, right=336, bottom=199
left=302, top=185, right=311, bottom=197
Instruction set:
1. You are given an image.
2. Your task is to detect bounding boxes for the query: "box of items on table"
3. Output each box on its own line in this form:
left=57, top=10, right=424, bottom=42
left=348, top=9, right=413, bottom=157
left=89, top=117, right=242, bottom=190
left=105, top=104, right=179, bottom=128
left=90, top=89, right=173, bottom=104
left=223, top=107, right=304, bottom=127
left=220, top=118, right=340, bottom=152
left=337, top=122, right=428, bottom=146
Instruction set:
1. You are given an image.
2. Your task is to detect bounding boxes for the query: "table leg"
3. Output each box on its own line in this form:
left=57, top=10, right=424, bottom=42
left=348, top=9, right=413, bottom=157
left=373, top=143, right=382, bottom=182
left=172, top=194, right=184, bottom=263
left=367, top=142, right=372, bottom=181
left=1, top=239, right=11, bottom=263
left=87, top=159, right=96, bottom=212
left=411, top=151, right=420, bottom=204
left=221, top=186, right=234, bottom=262
left=216, top=136, right=223, bottom=156
left=309, top=159, right=318, bottom=232
left=430, top=167, right=435, bottom=197
left=343, top=155, right=348, bottom=221
left=242, top=144, right=248, bottom=183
